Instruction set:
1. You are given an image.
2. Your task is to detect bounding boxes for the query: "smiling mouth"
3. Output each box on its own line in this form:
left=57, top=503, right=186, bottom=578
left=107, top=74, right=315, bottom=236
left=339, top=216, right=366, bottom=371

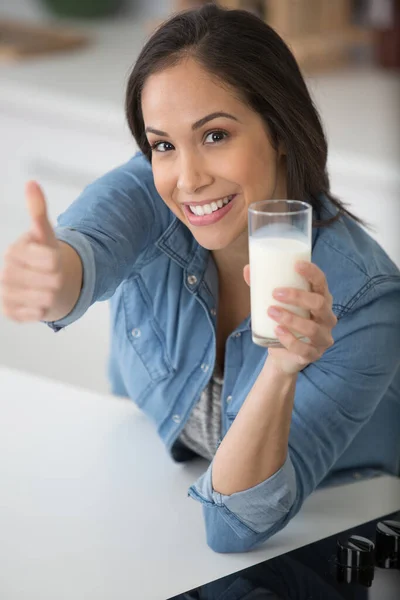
left=187, top=195, right=234, bottom=216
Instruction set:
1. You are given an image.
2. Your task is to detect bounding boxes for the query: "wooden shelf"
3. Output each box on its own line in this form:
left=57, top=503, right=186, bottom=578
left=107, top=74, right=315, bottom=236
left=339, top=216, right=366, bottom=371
left=0, top=20, right=89, bottom=63
left=175, top=0, right=374, bottom=73
left=288, top=27, right=373, bottom=72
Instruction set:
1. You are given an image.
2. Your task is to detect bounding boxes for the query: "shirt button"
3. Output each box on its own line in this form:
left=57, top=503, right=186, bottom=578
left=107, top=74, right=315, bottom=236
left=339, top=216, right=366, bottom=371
left=131, top=328, right=141, bottom=338
left=187, top=274, right=197, bottom=285
left=201, top=363, right=209, bottom=373
left=353, top=472, right=362, bottom=480
left=210, top=308, right=217, bottom=316
left=172, top=414, right=181, bottom=424
left=235, top=332, right=241, bottom=338
left=226, top=395, right=232, bottom=404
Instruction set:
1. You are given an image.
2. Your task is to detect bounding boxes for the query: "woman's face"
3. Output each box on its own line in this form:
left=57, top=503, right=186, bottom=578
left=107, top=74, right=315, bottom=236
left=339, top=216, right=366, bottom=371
left=141, top=58, right=286, bottom=251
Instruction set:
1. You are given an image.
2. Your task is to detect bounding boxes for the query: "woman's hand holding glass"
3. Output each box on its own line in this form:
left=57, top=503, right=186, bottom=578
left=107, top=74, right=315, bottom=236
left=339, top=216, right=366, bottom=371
left=244, top=261, right=337, bottom=375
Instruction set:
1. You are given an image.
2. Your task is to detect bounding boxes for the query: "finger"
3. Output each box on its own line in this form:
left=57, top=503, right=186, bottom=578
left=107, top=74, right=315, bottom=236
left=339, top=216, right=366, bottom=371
left=274, top=325, right=322, bottom=365
left=243, top=264, right=250, bottom=287
left=5, top=242, right=59, bottom=273
left=279, top=293, right=336, bottom=330
left=272, top=288, right=335, bottom=325
left=2, top=233, right=33, bottom=261
left=272, top=288, right=326, bottom=312
left=295, top=261, right=330, bottom=298
left=2, top=287, right=56, bottom=311
left=0, top=262, right=62, bottom=291
left=25, top=181, right=56, bottom=247
left=272, top=288, right=337, bottom=329
left=2, top=306, right=45, bottom=323
left=268, top=306, right=334, bottom=348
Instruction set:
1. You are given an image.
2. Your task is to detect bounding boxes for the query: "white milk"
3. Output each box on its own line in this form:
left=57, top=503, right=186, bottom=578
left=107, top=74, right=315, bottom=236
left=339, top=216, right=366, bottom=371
left=249, top=231, right=311, bottom=344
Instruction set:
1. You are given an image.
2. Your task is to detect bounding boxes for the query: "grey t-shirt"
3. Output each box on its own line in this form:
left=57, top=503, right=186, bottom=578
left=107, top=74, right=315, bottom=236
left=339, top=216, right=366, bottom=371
left=178, top=365, right=223, bottom=461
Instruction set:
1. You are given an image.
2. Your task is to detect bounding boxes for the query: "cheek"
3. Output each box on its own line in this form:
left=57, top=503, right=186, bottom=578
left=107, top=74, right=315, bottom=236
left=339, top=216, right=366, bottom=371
left=227, top=139, right=277, bottom=187
left=152, top=164, right=183, bottom=218
left=153, top=163, right=173, bottom=201
left=229, top=156, right=276, bottom=201
left=248, top=147, right=278, bottom=197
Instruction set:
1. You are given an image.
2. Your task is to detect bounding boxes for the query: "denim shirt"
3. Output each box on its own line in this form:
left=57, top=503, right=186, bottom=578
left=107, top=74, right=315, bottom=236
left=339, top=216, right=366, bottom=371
left=50, top=153, right=400, bottom=553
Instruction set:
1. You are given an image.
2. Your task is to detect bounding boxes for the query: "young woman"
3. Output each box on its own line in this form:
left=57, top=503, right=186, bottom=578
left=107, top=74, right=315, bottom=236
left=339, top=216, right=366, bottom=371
left=1, top=5, right=400, bottom=553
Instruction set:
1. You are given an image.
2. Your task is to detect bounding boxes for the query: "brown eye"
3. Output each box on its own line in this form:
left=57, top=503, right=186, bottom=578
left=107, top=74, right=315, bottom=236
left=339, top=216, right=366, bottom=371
left=204, top=131, right=228, bottom=144
left=151, top=141, right=174, bottom=152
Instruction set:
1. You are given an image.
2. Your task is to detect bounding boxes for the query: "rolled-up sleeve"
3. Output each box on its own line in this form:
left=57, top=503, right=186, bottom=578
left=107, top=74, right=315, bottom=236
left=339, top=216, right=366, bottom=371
left=46, top=228, right=96, bottom=331
left=188, top=454, right=296, bottom=553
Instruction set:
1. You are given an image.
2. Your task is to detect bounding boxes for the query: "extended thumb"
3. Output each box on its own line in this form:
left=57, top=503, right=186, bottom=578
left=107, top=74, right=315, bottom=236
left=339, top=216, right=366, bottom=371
left=26, top=181, right=55, bottom=246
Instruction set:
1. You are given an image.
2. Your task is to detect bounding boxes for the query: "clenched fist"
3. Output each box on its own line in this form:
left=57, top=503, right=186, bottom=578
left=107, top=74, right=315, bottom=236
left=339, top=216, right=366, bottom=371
left=0, top=181, right=63, bottom=323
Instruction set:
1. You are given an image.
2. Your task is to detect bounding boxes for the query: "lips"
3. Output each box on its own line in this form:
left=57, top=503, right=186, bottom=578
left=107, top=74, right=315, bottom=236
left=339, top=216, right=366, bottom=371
left=183, top=194, right=237, bottom=226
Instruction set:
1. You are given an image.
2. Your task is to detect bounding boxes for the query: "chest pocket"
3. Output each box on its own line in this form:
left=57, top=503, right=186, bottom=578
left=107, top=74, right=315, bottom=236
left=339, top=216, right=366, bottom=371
left=122, top=274, right=174, bottom=382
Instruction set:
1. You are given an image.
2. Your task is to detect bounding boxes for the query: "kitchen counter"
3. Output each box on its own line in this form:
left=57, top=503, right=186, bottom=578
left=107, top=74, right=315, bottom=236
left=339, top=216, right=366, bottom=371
left=1, top=366, right=400, bottom=600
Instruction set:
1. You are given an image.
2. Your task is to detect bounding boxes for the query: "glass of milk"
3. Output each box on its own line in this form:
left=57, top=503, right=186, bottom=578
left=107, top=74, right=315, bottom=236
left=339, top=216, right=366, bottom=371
left=248, top=200, right=312, bottom=348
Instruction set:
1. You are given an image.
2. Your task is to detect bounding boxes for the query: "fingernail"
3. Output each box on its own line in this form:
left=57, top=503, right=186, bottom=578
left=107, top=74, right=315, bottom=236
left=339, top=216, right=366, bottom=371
left=275, top=326, right=286, bottom=335
left=268, top=307, right=282, bottom=318
left=273, top=289, right=287, bottom=299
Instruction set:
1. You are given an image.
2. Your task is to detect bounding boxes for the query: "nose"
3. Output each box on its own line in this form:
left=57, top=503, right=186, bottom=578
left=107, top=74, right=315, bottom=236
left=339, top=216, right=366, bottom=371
left=176, top=151, right=213, bottom=194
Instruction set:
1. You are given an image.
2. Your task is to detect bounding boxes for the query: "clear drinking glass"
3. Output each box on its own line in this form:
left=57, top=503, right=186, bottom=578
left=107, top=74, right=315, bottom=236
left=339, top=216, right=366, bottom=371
left=248, top=200, right=312, bottom=348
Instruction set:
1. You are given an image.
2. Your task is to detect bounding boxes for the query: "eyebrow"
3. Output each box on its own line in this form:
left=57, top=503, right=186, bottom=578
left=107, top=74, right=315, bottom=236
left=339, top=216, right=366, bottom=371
left=144, top=111, right=239, bottom=137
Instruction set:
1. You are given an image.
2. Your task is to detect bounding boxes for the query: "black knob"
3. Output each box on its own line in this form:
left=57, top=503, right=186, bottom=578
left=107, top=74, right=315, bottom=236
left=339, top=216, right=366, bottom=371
left=337, top=535, right=375, bottom=569
left=336, top=535, right=375, bottom=587
left=336, top=564, right=374, bottom=587
left=376, top=520, right=400, bottom=569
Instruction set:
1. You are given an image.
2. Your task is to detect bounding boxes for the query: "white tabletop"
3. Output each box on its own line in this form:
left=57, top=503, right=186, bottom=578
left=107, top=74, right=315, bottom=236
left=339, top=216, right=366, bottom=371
left=1, top=366, right=399, bottom=600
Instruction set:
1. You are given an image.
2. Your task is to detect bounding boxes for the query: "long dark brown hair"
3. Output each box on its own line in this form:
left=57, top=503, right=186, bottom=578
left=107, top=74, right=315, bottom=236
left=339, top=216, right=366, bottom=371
left=125, top=3, right=365, bottom=228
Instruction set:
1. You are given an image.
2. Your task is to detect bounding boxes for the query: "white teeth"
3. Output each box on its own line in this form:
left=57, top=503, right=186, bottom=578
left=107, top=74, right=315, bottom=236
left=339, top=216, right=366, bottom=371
left=189, top=195, right=233, bottom=217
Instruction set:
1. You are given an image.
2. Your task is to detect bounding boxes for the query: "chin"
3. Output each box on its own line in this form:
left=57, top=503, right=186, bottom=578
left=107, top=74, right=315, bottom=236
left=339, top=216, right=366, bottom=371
left=191, top=231, right=238, bottom=251
left=197, top=240, right=227, bottom=251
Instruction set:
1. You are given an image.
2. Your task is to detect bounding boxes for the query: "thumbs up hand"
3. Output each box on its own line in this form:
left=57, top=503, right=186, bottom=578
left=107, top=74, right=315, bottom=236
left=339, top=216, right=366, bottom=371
left=0, top=181, right=64, bottom=322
